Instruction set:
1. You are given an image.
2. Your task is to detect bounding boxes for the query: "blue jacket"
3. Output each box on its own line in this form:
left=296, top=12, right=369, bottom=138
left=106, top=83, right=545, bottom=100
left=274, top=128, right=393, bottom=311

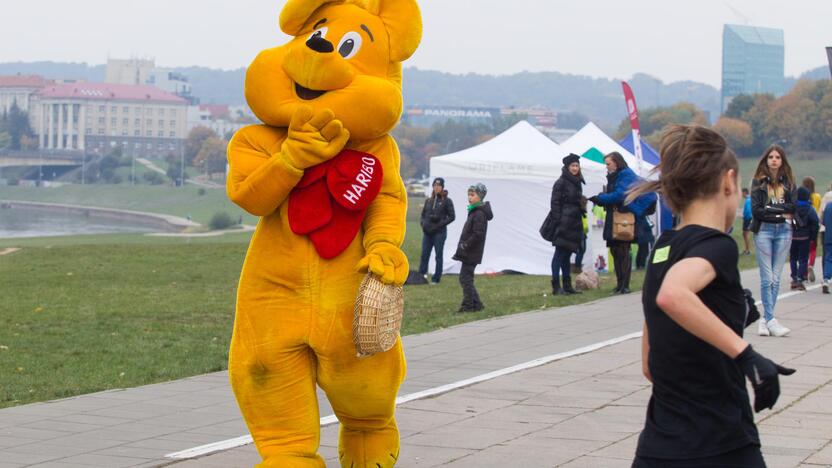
left=597, top=167, right=638, bottom=208
left=743, top=197, right=752, bottom=221
left=824, top=202, right=832, bottom=244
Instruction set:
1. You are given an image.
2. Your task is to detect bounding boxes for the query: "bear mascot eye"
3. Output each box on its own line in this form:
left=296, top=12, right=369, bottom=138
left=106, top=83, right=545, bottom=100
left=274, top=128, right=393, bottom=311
left=308, top=27, right=328, bottom=41
left=337, top=32, right=363, bottom=59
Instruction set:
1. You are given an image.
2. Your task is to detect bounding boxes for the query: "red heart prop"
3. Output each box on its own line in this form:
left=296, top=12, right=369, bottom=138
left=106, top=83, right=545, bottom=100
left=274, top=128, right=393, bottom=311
left=308, top=204, right=366, bottom=259
left=327, top=150, right=383, bottom=211
left=288, top=178, right=332, bottom=235
left=286, top=150, right=384, bottom=258
left=296, top=160, right=331, bottom=188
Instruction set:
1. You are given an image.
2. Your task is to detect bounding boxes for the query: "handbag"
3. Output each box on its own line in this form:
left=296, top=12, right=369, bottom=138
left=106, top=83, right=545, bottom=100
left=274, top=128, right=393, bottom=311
left=539, top=211, right=556, bottom=242
left=612, top=208, right=635, bottom=241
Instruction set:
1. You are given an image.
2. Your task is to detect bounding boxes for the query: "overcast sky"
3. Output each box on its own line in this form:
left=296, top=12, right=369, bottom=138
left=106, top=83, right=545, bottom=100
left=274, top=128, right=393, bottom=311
left=3, top=0, right=830, bottom=87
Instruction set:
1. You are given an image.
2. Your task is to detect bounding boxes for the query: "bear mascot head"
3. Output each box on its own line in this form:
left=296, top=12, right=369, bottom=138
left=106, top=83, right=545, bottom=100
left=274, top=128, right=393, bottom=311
left=226, top=1, right=421, bottom=467
left=248, top=0, right=421, bottom=141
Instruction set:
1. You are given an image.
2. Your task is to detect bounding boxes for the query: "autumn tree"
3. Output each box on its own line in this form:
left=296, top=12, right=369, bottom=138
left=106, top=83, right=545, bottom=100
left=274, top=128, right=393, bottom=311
left=615, top=102, right=709, bottom=146
left=713, top=117, right=753, bottom=155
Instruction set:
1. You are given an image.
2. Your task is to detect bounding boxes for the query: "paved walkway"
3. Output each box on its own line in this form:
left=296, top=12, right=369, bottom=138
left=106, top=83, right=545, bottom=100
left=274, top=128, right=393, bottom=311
left=1, top=269, right=829, bottom=467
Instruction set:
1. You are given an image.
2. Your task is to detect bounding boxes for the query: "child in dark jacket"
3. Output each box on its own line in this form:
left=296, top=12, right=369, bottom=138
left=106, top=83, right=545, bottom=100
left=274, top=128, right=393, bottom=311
left=453, top=183, right=493, bottom=312
left=790, top=187, right=820, bottom=290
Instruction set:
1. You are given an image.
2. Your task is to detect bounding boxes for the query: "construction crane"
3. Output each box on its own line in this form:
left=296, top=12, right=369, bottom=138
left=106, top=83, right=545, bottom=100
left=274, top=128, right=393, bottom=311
left=723, top=1, right=754, bottom=25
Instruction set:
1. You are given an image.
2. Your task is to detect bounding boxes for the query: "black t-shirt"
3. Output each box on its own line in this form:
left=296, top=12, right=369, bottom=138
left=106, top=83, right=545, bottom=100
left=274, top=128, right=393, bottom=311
left=635, top=225, right=759, bottom=460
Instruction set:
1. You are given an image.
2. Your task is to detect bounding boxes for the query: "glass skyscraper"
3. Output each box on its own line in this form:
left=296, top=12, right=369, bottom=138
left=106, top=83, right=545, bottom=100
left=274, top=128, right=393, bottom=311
left=721, top=24, right=785, bottom=113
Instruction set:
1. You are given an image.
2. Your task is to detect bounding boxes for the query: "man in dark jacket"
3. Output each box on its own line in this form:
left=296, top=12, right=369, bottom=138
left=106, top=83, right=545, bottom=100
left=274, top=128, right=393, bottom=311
left=419, top=177, right=456, bottom=284
left=453, top=183, right=493, bottom=312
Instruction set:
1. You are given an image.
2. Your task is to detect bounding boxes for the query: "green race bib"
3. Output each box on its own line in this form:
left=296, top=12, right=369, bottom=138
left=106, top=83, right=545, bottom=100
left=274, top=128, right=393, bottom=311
left=653, top=246, right=670, bottom=264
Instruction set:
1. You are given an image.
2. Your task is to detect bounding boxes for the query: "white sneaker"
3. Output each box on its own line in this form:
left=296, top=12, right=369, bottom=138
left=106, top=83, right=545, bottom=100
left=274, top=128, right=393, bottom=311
left=758, top=320, right=771, bottom=337
left=767, top=319, right=791, bottom=337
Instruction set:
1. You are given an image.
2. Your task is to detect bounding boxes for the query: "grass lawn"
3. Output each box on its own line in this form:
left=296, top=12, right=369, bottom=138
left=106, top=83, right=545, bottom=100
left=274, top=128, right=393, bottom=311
left=0, top=185, right=257, bottom=226
left=738, top=154, right=832, bottom=191
left=0, top=187, right=760, bottom=408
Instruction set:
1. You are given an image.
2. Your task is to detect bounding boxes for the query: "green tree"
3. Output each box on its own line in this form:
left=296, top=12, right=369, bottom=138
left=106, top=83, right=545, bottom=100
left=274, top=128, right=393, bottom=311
left=186, top=126, right=218, bottom=166
left=166, top=152, right=188, bottom=186
left=6, top=102, right=33, bottom=151
left=556, top=111, right=590, bottom=130
left=723, top=94, right=755, bottom=119
left=194, top=137, right=228, bottom=176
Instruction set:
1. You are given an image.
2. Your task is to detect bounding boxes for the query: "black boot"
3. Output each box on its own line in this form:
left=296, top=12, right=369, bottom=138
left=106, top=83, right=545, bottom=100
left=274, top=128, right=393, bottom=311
left=562, top=277, right=581, bottom=295
left=551, top=278, right=562, bottom=295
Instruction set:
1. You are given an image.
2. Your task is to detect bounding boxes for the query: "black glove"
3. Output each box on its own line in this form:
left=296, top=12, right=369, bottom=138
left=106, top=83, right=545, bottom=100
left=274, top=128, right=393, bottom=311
left=588, top=196, right=600, bottom=205
left=734, top=345, right=796, bottom=412
left=743, top=289, right=760, bottom=328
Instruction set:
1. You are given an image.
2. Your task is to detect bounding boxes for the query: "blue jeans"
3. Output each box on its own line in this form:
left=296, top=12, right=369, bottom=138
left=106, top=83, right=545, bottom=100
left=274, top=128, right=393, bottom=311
left=551, top=247, right=573, bottom=283
left=418, top=229, right=447, bottom=283
left=754, top=223, right=792, bottom=322
left=824, top=241, right=832, bottom=281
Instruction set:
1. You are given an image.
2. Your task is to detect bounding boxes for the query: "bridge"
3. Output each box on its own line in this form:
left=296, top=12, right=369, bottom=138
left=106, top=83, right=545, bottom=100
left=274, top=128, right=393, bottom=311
left=0, top=149, right=85, bottom=168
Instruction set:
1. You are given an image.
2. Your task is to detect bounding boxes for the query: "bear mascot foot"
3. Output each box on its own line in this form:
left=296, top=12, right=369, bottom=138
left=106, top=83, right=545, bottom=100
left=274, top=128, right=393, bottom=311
left=256, top=453, right=326, bottom=468
left=338, top=422, right=400, bottom=468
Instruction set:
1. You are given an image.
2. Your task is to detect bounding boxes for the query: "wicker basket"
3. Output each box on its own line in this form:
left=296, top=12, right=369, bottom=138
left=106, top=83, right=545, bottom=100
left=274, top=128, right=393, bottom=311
left=353, top=273, right=404, bottom=357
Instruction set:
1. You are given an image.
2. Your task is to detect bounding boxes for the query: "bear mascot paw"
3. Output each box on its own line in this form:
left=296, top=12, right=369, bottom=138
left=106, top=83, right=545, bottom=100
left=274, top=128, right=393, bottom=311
left=225, top=0, right=421, bottom=466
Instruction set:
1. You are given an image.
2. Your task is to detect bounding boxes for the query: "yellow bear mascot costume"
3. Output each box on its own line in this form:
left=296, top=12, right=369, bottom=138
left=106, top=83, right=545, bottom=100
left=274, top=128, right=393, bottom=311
left=226, top=0, right=421, bottom=466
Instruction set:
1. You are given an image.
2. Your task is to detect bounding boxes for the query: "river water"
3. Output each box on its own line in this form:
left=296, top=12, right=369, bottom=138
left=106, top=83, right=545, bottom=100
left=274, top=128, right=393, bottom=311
left=0, top=207, right=156, bottom=238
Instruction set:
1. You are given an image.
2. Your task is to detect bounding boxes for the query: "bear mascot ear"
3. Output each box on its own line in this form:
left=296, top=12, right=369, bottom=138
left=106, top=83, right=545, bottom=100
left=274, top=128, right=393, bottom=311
left=368, top=0, right=423, bottom=62
left=279, top=0, right=343, bottom=36
left=280, top=0, right=422, bottom=63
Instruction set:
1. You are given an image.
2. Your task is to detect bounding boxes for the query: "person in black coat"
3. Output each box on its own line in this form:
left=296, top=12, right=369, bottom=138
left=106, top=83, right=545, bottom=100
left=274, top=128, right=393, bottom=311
left=547, top=153, right=585, bottom=295
left=419, top=177, right=456, bottom=284
left=453, top=183, right=493, bottom=312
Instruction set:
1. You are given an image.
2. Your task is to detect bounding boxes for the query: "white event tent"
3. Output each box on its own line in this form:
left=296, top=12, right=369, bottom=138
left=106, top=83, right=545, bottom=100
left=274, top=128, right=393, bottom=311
left=428, top=121, right=607, bottom=275
left=559, top=122, right=655, bottom=177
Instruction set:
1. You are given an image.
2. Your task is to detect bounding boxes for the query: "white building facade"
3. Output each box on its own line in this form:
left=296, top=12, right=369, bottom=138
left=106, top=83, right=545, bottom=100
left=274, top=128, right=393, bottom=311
left=187, top=105, right=248, bottom=138
left=29, top=82, right=188, bottom=157
left=0, top=75, right=50, bottom=113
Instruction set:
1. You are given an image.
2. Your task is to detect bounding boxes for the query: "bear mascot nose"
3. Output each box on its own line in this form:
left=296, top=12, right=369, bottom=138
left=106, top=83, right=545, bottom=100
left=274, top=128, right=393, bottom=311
left=306, top=35, right=335, bottom=53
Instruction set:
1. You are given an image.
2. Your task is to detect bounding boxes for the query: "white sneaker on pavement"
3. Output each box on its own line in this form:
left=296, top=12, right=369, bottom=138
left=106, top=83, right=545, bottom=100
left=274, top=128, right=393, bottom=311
left=767, top=319, right=791, bottom=337
left=758, top=320, right=771, bottom=337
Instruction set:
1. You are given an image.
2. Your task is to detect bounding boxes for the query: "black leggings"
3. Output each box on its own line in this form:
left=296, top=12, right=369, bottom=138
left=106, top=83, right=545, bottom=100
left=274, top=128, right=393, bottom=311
left=610, top=243, right=632, bottom=289
left=632, top=444, right=765, bottom=468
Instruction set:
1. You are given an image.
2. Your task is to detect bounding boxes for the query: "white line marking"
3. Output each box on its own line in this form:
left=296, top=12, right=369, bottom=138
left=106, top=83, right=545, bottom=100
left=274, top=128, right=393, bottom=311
left=165, top=284, right=822, bottom=460
left=165, top=332, right=641, bottom=460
